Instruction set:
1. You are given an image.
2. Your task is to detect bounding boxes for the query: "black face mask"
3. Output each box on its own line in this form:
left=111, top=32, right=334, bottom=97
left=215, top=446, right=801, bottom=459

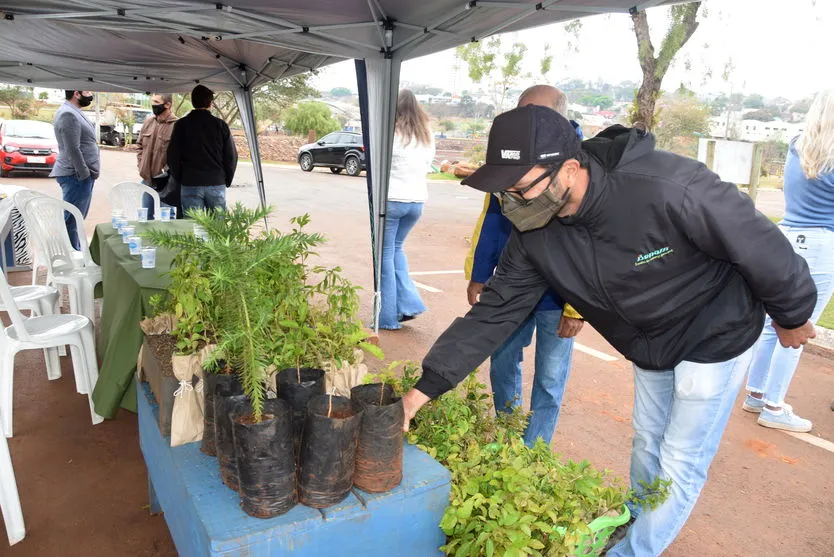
left=152, top=104, right=167, bottom=116
left=78, top=94, right=94, bottom=108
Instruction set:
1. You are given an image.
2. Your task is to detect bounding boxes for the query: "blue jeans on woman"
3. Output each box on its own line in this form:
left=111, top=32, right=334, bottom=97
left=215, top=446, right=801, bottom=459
left=56, top=175, right=94, bottom=250
left=490, top=308, right=574, bottom=446
left=747, top=226, right=834, bottom=405
left=609, top=347, right=754, bottom=557
left=378, top=201, right=426, bottom=330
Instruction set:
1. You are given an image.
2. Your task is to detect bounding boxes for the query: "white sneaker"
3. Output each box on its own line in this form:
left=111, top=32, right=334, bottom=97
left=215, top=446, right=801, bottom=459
left=757, top=406, right=812, bottom=433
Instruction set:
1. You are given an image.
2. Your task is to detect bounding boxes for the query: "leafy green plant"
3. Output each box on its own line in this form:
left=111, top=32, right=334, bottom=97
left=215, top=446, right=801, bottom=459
left=145, top=205, right=382, bottom=420
left=370, top=364, right=670, bottom=556
left=283, top=101, right=340, bottom=137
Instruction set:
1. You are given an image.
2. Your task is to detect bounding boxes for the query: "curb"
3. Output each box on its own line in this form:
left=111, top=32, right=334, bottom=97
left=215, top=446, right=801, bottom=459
left=809, top=326, right=834, bottom=357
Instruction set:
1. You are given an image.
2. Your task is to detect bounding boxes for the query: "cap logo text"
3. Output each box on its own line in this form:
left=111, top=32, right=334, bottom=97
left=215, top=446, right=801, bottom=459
left=500, top=149, right=521, bottom=160
left=539, top=152, right=561, bottom=159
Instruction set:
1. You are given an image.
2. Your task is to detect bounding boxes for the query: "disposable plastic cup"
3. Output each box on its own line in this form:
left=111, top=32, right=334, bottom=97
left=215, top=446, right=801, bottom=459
left=141, top=247, right=157, bottom=269
left=111, top=210, right=124, bottom=229
left=128, top=236, right=142, bottom=255
left=121, top=225, right=135, bottom=243
left=160, top=206, right=172, bottom=222
left=137, top=207, right=149, bottom=223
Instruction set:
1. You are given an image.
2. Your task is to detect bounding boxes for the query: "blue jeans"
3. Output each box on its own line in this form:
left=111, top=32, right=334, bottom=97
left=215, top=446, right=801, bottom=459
left=140, top=181, right=171, bottom=221
left=490, top=308, right=573, bottom=446
left=180, top=185, right=226, bottom=213
left=56, top=175, right=94, bottom=250
left=378, top=201, right=426, bottom=330
left=609, top=347, right=754, bottom=557
left=747, top=226, right=834, bottom=406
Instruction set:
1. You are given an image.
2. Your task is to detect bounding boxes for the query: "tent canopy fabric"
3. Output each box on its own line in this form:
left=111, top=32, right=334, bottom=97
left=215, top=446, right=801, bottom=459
left=0, top=0, right=685, bottom=329
left=0, top=1, right=683, bottom=93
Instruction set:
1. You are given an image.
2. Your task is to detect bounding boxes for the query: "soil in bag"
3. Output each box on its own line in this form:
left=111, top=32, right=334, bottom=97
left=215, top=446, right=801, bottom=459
left=298, top=395, right=362, bottom=508
left=232, top=398, right=297, bottom=518
left=201, top=368, right=242, bottom=456
left=215, top=392, right=247, bottom=491
left=350, top=383, right=404, bottom=493
left=276, top=368, right=326, bottom=453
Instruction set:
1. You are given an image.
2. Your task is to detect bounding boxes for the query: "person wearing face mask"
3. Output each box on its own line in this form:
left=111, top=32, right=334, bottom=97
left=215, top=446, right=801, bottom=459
left=464, top=85, right=585, bottom=448
left=51, top=90, right=100, bottom=249
left=400, top=106, right=818, bottom=557
left=137, top=93, right=179, bottom=219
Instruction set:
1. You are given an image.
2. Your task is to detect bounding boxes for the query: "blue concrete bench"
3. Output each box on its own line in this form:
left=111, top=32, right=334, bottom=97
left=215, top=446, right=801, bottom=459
left=137, top=381, right=451, bottom=556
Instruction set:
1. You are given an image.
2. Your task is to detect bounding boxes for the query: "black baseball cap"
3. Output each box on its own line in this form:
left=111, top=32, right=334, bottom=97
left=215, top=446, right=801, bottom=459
left=462, top=105, right=582, bottom=193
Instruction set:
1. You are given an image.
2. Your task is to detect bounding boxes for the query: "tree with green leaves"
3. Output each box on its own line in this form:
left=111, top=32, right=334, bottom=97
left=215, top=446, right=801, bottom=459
left=0, top=86, right=37, bottom=119
left=539, top=43, right=553, bottom=80
left=330, top=87, right=352, bottom=97
left=456, top=36, right=529, bottom=112
left=654, top=93, right=711, bottom=156
left=743, top=94, right=765, bottom=109
left=283, top=101, right=341, bottom=138
left=438, top=119, right=456, bottom=134
left=630, top=2, right=702, bottom=130
left=209, top=73, right=319, bottom=129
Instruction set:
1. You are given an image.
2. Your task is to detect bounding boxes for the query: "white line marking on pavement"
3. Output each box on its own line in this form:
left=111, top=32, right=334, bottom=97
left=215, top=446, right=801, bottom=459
left=410, top=270, right=464, bottom=276
left=575, top=343, right=619, bottom=362
left=783, top=431, right=834, bottom=454
left=413, top=281, right=442, bottom=293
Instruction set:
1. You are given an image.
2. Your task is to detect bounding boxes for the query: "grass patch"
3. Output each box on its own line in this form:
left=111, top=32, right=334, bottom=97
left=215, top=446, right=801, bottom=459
left=819, top=301, right=834, bottom=330
left=427, top=171, right=462, bottom=181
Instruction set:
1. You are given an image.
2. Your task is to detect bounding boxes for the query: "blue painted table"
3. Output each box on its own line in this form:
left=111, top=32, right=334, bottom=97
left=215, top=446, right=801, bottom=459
left=138, top=381, right=451, bottom=556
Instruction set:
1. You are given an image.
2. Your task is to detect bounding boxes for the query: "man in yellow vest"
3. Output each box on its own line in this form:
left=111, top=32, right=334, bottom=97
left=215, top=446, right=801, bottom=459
left=463, top=85, right=585, bottom=446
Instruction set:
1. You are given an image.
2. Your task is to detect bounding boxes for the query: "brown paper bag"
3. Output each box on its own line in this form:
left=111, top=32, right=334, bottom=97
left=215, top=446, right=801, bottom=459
left=169, top=344, right=215, bottom=447
left=138, top=314, right=176, bottom=381
left=139, top=314, right=176, bottom=336
left=324, top=348, right=368, bottom=397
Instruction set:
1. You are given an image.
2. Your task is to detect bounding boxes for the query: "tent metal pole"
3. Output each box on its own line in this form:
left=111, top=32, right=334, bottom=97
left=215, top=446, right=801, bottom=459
left=215, top=58, right=246, bottom=88
left=391, top=3, right=472, bottom=54
left=234, top=88, right=269, bottom=222
left=365, top=0, right=388, bottom=48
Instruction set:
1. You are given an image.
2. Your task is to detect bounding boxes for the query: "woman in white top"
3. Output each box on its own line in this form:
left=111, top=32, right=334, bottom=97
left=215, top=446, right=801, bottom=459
left=378, top=90, right=436, bottom=330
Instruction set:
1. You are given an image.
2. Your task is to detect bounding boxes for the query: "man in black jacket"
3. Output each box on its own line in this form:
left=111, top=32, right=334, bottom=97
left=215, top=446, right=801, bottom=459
left=401, top=106, right=817, bottom=556
left=167, top=84, right=237, bottom=213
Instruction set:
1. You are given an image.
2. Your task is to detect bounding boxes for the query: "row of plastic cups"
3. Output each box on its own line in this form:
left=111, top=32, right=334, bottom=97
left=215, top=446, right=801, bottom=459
left=111, top=206, right=176, bottom=227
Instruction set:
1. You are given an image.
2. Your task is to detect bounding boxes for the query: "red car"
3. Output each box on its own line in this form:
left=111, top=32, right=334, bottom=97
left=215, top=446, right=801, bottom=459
left=0, top=119, right=58, bottom=178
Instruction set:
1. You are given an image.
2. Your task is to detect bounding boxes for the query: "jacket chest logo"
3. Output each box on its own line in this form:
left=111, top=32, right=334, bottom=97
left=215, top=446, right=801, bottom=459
left=635, top=246, right=674, bottom=266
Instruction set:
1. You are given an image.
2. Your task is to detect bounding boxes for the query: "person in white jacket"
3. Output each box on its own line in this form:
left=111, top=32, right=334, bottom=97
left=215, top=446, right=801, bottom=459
left=378, top=89, right=435, bottom=329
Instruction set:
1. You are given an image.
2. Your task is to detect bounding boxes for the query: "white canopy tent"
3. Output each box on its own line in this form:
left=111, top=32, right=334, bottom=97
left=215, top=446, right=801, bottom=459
left=0, top=0, right=683, bottom=328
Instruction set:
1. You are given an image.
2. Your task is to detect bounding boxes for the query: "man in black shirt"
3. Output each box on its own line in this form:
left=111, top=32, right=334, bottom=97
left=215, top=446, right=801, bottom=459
left=401, top=106, right=817, bottom=556
left=167, top=85, right=237, bottom=213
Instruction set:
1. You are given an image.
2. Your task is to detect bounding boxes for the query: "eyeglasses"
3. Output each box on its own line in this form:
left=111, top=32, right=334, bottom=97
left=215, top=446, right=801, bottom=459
left=501, top=167, right=557, bottom=206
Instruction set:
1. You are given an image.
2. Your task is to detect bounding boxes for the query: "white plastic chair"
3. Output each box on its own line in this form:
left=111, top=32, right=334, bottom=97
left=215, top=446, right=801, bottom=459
left=10, top=190, right=85, bottom=287
left=0, top=265, right=103, bottom=438
left=0, top=198, right=63, bottom=381
left=109, top=182, right=160, bottom=221
left=14, top=194, right=102, bottom=324
left=0, top=406, right=24, bottom=546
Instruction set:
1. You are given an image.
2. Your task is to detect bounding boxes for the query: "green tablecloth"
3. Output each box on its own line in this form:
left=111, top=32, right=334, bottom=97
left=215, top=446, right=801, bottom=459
left=90, top=220, right=193, bottom=417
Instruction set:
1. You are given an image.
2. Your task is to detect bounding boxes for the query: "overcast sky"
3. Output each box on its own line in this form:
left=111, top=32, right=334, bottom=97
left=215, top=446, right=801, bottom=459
left=312, top=0, right=831, bottom=102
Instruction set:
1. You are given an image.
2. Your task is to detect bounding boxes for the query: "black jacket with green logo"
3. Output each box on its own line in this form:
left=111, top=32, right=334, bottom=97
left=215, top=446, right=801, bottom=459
left=416, top=126, right=817, bottom=398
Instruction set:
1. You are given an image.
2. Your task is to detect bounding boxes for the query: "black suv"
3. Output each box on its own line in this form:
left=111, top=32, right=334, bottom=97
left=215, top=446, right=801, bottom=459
left=297, top=131, right=366, bottom=176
